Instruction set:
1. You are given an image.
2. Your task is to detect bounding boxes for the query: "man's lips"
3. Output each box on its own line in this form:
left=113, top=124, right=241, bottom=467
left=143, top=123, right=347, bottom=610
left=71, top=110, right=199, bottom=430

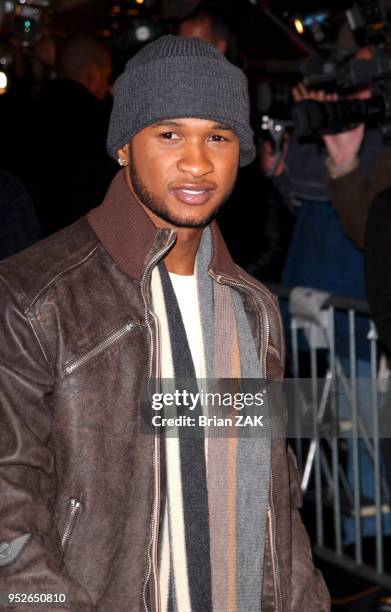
left=169, top=184, right=216, bottom=206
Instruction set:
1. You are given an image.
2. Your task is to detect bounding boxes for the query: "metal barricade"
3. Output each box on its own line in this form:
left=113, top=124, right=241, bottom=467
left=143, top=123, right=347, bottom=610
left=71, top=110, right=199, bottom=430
left=268, top=283, right=391, bottom=590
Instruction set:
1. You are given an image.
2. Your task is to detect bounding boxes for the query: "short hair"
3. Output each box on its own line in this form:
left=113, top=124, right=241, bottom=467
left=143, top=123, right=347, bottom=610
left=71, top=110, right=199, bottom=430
left=181, top=9, right=230, bottom=43
left=56, top=36, right=110, bottom=79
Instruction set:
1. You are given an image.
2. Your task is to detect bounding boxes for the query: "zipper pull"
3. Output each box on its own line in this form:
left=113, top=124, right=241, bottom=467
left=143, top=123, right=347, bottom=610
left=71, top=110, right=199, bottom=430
left=61, top=497, right=81, bottom=552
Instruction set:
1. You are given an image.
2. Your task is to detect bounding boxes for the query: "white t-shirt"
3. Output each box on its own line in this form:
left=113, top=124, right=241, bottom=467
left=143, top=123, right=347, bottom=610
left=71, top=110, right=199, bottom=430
left=169, top=273, right=205, bottom=378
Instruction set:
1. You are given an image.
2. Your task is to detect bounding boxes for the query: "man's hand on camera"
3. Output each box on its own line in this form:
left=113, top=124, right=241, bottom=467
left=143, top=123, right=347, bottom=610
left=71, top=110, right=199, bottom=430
left=323, top=78, right=372, bottom=178
left=292, top=82, right=338, bottom=104
left=293, top=78, right=371, bottom=179
left=292, top=83, right=363, bottom=179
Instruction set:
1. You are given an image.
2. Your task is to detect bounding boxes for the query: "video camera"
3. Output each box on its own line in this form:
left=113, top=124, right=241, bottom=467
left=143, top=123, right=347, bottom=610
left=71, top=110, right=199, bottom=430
left=260, top=0, right=391, bottom=144
left=295, top=46, right=391, bottom=142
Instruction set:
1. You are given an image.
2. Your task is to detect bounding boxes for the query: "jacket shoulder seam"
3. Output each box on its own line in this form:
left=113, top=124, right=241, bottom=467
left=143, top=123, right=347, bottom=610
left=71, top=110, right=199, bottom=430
left=28, top=244, right=99, bottom=309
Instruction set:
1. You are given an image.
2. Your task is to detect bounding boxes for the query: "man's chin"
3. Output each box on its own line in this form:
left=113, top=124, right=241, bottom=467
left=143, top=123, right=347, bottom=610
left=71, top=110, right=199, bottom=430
left=149, top=206, right=220, bottom=229
left=169, top=215, right=216, bottom=229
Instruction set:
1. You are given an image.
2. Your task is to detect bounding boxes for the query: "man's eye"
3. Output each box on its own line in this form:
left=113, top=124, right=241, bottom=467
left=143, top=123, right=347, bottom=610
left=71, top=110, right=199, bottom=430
left=210, top=134, right=228, bottom=142
left=160, top=131, right=180, bottom=140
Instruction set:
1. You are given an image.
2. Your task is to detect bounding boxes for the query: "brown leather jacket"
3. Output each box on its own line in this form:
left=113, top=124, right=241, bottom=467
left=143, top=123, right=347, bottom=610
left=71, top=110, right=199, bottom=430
left=0, top=171, right=330, bottom=611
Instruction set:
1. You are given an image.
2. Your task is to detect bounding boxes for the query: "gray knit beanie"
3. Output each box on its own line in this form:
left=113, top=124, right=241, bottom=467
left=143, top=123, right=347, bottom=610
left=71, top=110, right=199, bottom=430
left=107, top=35, right=255, bottom=167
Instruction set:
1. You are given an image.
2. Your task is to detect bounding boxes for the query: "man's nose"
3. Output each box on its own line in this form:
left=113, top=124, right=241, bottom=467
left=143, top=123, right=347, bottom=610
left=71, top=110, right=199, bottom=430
left=177, top=143, right=214, bottom=177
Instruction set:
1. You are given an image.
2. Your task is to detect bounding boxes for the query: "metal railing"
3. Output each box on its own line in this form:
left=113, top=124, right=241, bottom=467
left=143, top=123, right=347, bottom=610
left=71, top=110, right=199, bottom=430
left=268, top=283, right=391, bottom=590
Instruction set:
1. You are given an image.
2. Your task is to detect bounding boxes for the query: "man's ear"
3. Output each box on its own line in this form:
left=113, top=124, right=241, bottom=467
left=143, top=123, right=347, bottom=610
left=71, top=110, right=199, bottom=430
left=116, top=144, right=130, bottom=167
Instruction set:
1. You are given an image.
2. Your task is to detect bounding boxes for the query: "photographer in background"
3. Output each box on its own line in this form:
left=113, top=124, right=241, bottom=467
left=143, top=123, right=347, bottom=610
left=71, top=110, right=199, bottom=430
left=261, top=56, right=387, bottom=543
left=261, top=52, right=383, bottom=358
left=302, top=47, right=391, bottom=377
left=261, top=74, right=382, bottom=354
left=320, top=47, right=391, bottom=250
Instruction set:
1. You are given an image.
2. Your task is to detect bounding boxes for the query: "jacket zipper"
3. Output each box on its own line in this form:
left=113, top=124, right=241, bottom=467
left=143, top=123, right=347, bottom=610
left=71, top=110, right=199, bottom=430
left=209, top=272, right=270, bottom=377
left=64, top=322, right=137, bottom=375
left=211, top=272, right=284, bottom=608
left=140, top=232, right=176, bottom=612
left=61, top=497, right=81, bottom=552
left=269, top=472, right=283, bottom=612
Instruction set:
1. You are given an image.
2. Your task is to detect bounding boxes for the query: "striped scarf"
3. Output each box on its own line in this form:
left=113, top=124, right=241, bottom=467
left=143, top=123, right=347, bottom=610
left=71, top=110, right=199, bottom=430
left=151, top=227, right=271, bottom=612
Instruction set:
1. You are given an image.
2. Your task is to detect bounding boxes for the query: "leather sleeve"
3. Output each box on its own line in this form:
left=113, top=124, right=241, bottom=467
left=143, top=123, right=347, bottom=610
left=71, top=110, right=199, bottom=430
left=0, top=277, right=93, bottom=610
left=288, top=446, right=331, bottom=612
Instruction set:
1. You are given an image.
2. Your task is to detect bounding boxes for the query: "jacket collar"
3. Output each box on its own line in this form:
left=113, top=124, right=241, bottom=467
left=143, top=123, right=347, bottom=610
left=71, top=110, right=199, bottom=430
left=87, top=169, right=239, bottom=282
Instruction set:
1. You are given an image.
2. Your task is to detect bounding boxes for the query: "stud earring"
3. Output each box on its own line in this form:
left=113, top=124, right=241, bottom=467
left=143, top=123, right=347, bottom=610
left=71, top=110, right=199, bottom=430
left=117, top=158, right=126, bottom=167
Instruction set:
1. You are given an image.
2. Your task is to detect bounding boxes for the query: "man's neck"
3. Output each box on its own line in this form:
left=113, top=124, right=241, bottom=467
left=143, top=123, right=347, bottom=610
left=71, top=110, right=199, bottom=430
left=140, top=201, right=202, bottom=274
left=164, top=227, right=201, bottom=275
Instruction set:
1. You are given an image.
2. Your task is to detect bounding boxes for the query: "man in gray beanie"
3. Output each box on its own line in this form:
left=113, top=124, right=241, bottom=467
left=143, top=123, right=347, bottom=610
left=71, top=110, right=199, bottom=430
left=0, top=35, right=329, bottom=611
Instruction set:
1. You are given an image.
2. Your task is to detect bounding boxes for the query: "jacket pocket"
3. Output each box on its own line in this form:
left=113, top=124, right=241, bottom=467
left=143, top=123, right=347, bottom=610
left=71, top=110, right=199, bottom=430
left=64, top=321, right=139, bottom=376
left=61, top=497, right=81, bottom=553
